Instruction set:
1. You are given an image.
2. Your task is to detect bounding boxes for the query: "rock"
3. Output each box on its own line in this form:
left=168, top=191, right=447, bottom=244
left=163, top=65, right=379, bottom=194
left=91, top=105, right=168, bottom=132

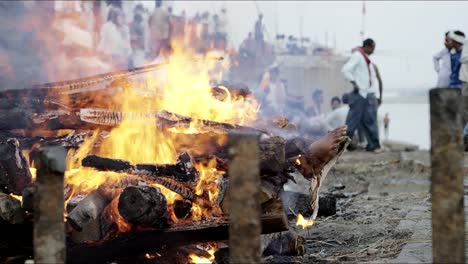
left=367, top=248, right=378, bottom=255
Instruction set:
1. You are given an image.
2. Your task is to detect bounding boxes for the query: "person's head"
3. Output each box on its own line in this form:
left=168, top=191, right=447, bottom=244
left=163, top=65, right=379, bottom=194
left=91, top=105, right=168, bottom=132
left=450, top=30, right=465, bottom=50
left=248, top=32, right=252, bottom=38
left=167, top=6, right=173, bottom=14
left=331, top=96, right=342, bottom=110
left=444, top=31, right=453, bottom=49
left=269, top=66, right=280, bottom=80
left=221, top=8, right=226, bottom=14
left=259, top=14, right=263, bottom=20
left=362, top=38, right=376, bottom=55
left=107, top=8, right=119, bottom=25
left=312, top=89, right=324, bottom=104
left=155, top=0, right=162, bottom=8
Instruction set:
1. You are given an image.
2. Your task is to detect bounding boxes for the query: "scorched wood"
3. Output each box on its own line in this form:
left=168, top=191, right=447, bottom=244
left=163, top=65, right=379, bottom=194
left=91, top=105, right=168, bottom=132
left=82, top=152, right=198, bottom=182
left=118, top=186, right=168, bottom=229
left=0, top=193, right=25, bottom=224
left=0, top=138, right=32, bottom=195
left=67, top=214, right=287, bottom=264
left=66, top=190, right=111, bottom=232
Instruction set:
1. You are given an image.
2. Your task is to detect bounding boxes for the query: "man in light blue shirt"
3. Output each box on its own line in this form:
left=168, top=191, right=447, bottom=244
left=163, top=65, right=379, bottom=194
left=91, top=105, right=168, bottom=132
left=341, top=38, right=383, bottom=153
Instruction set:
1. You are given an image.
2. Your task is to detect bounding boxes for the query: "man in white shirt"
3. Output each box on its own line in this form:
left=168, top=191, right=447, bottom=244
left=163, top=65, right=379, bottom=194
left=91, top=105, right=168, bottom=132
left=341, top=38, right=383, bottom=153
left=433, top=32, right=453, bottom=88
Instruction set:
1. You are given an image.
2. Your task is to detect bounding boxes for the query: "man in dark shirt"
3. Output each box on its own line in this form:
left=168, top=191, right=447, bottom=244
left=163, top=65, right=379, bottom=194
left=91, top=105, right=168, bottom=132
left=449, top=30, right=465, bottom=88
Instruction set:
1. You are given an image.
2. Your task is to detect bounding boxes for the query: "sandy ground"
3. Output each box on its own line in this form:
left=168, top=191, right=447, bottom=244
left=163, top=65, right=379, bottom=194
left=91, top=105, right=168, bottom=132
left=278, top=150, right=434, bottom=263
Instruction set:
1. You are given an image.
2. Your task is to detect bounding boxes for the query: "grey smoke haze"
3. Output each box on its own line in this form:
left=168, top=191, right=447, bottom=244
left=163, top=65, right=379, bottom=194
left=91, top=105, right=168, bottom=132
left=141, top=0, right=468, bottom=92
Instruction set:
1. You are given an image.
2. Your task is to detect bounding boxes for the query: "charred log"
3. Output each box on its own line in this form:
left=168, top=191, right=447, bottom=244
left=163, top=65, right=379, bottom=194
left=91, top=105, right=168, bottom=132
left=259, top=136, right=286, bottom=175
left=21, top=186, right=35, bottom=212
left=262, top=230, right=306, bottom=256
left=281, top=191, right=337, bottom=218
left=0, top=138, right=32, bottom=195
left=82, top=152, right=198, bottom=182
left=66, top=190, right=111, bottom=232
left=0, top=193, right=25, bottom=224
left=173, top=199, right=192, bottom=219
left=118, top=186, right=168, bottom=229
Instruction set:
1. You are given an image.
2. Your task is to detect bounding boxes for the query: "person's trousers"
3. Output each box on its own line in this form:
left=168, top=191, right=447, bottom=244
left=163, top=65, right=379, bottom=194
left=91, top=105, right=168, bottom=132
left=345, top=92, right=381, bottom=151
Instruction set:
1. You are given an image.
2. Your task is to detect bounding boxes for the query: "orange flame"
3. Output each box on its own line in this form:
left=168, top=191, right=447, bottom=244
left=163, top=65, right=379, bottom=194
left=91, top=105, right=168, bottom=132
left=296, top=213, right=314, bottom=229
left=47, top=35, right=259, bottom=231
left=189, top=243, right=217, bottom=264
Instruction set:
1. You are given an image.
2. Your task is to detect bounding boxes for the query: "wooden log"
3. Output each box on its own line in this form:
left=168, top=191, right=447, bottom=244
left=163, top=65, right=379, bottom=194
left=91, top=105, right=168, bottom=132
left=430, top=88, right=465, bottom=263
left=281, top=191, right=337, bottom=218
left=0, top=138, right=33, bottom=195
left=259, top=136, right=286, bottom=174
left=228, top=132, right=261, bottom=263
left=82, top=152, right=198, bottom=182
left=67, top=213, right=287, bottom=264
left=66, top=190, right=111, bottom=232
left=33, top=146, right=67, bottom=264
left=118, top=186, right=168, bottom=229
left=262, top=230, right=306, bottom=256
left=21, top=186, right=36, bottom=212
left=0, top=192, right=25, bottom=224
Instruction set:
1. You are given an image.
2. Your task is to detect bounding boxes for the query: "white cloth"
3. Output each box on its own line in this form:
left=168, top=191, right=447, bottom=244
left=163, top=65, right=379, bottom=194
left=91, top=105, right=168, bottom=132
left=98, top=22, right=131, bottom=58
left=433, top=48, right=451, bottom=87
left=341, top=51, right=377, bottom=97
left=460, top=41, right=468, bottom=83
left=324, top=106, right=349, bottom=130
left=449, top=31, right=466, bottom=44
left=149, top=7, right=170, bottom=40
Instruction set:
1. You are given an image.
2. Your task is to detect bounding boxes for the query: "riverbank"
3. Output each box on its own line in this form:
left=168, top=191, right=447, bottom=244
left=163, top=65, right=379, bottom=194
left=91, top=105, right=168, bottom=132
left=283, top=149, right=468, bottom=263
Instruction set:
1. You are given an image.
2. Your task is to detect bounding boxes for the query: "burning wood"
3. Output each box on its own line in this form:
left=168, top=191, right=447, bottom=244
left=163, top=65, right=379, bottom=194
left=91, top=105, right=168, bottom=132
left=0, top=192, right=25, bottom=224
left=0, top=138, right=33, bottom=195
left=66, top=190, right=112, bottom=232
left=118, top=186, right=168, bottom=229
left=82, top=152, right=198, bottom=182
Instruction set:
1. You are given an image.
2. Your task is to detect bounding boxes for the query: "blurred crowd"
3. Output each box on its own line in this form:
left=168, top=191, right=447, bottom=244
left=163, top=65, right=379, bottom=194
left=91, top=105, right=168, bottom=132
left=95, top=0, right=231, bottom=69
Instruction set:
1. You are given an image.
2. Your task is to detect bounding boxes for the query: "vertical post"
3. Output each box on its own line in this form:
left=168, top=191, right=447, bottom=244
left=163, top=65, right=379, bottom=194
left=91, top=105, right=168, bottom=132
left=33, top=146, right=67, bottom=264
left=430, top=88, right=465, bottom=263
left=228, top=132, right=261, bottom=263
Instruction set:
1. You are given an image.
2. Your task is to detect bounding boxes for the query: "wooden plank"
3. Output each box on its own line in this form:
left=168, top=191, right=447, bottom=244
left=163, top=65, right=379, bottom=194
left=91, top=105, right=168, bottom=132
left=33, top=146, right=67, bottom=264
left=430, top=88, right=465, bottom=264
left=228, top=132, right=261, bottom=263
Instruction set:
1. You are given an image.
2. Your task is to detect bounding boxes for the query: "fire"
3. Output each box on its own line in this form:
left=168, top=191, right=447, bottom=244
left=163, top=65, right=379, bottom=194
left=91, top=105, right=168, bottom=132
left=51, top=38, right=258, bottom=233
left=296, top=213, right=314, bottom=229
left=189, top=243, right=217, bottom=264
left=9, top=194, right=22, bottom=203
left=145, top=252, right=161, bottom=259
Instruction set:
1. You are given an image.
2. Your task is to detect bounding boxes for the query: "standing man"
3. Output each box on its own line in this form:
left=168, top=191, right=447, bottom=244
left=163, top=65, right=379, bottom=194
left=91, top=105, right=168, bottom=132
left=433, top=32, right=453, bottom=88
left=448, top=30, right=465, bottom=88
left=148, top=0, right=171, bottom=59
left=341, top=38, right=383, bottom=153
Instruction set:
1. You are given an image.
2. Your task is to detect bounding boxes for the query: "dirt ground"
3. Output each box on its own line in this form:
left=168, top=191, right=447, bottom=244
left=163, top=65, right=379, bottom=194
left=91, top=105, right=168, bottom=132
left=278, top=150, right=433, bottom=263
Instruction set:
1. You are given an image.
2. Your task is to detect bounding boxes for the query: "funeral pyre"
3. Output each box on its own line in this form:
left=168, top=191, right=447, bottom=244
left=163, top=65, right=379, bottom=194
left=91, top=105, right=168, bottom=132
left=0, top=50, right=348, bottom=263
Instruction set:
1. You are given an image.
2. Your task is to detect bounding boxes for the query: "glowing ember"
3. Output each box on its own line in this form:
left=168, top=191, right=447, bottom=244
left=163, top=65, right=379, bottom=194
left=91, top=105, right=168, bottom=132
left=145, top=252, right=161, bottom=259
left=189, top=244, right=217, bottom=264
left=9, top=194, right=22, bottom=203
left=296, top=214, right=314, bottom=229
left=29, top=167, right=37, bottom=182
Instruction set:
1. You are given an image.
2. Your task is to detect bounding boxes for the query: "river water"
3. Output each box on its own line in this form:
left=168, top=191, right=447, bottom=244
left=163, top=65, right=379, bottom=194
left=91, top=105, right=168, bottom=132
left=379, top=102, right=430, bottom=150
